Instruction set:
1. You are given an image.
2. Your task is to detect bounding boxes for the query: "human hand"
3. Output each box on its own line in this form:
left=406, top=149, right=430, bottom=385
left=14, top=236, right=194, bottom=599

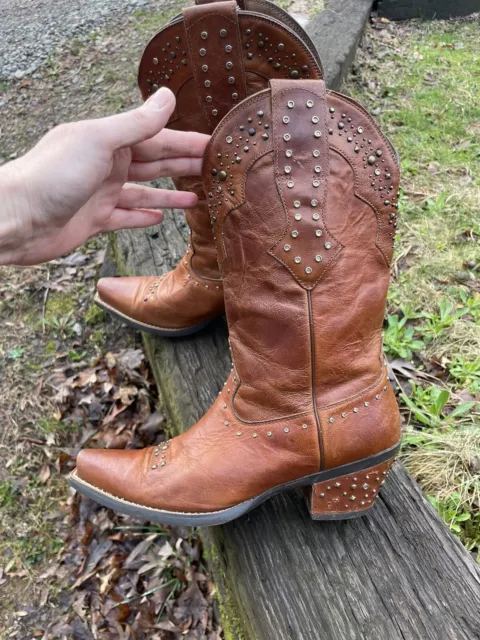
left=0, top=87, right=209, bottom=266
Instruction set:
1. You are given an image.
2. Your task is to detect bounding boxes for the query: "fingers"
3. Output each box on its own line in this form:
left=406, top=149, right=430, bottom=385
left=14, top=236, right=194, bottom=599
left=118, top=183, right=198, bottom=211
left=128, top=157, right=203, bottom=181
left=131, top=129, right=210, bottom=162
left=102, top=208, right=164, bottom=233
left=96, top=87, right=176, bottom=150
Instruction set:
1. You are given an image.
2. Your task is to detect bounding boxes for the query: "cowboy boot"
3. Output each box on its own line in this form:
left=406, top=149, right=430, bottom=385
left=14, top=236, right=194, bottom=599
left=96, top=0, right=323, bottom=336
left=71, top=79, right=401, bottom=525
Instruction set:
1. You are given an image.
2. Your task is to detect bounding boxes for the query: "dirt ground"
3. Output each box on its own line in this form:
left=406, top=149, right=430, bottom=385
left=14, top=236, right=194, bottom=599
left=0, top=2, right=221, bottom=638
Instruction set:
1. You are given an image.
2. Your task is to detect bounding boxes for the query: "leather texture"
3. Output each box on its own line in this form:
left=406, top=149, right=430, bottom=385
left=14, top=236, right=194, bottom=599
left=75, top=80, right=401, bottom=514
left=97, top=0, right=323, bottom=332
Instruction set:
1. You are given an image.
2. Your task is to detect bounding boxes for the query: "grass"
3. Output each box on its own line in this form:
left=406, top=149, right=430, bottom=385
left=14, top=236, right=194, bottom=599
left=345, top=18, right=480, bottom=558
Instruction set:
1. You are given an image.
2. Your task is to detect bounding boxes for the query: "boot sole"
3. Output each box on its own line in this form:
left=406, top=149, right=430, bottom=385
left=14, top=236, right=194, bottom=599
left=68, top=442, right=401, bottom=527
left=94, top=294, right=219, bottom=338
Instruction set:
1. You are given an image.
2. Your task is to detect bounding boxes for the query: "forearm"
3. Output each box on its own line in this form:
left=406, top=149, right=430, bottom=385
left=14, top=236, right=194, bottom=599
left=0, top=161, right=33, bottom=266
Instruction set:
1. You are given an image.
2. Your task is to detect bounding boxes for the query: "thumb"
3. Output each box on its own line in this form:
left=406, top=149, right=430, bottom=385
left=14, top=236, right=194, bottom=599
left=98, top=87, right=176, bottom=150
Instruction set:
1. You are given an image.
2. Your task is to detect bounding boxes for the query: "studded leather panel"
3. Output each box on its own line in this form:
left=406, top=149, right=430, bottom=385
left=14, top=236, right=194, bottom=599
left=138, top=12, right=322, bottom=125
left=326, top=91, right=399, bottom=265
left=183, top=1, right=247, bottom=128
left=270, top=79, right=341, bottom=288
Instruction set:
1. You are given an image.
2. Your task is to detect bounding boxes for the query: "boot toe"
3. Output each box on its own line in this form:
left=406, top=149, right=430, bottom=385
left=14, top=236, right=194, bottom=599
left=75, top=448, right=146, bottom=502
left=96, top=277, right=144, bottom=318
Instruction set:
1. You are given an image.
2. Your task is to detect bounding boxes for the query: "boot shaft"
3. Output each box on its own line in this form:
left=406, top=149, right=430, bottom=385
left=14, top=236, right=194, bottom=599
left=137, top=0, right=323, bottom=278
left=204, top=80, right=400, bottom=425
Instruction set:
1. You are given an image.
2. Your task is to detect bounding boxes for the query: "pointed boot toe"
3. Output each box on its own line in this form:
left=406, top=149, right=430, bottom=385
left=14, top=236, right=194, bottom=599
left=74, top=448, right=146, bottom=501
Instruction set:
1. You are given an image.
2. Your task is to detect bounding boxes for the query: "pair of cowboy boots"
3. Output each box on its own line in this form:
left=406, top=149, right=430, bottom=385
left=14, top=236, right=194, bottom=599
left=70, top=0, right=402, bottom=525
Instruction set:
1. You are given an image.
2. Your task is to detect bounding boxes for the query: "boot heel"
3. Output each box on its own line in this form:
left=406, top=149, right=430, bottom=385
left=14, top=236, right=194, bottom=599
left=305, top=457, right=396, bottom=520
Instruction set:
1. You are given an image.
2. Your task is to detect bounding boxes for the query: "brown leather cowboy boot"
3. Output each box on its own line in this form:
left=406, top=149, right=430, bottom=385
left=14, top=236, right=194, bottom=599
left=71, top=79, right=401, bottom=525
left=96, top=0, right=323, bottom=336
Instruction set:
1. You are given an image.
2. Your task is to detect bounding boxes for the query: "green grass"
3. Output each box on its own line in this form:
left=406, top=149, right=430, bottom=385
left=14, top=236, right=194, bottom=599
left=345, top=19, right=480, bottom=558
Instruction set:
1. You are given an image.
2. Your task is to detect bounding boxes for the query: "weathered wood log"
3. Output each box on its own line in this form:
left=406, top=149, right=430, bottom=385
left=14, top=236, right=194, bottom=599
left=111, top=181, right=480, bottom=638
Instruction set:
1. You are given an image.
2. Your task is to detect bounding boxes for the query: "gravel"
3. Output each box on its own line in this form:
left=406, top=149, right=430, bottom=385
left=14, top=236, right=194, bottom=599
left=0, top=0, right=154, bottom=80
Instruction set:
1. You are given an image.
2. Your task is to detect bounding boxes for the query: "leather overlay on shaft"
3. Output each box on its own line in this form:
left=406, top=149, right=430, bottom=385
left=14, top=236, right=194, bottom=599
left=270, top=79, right=342, bottom=289
left=183, top=1, right=247, bottom=128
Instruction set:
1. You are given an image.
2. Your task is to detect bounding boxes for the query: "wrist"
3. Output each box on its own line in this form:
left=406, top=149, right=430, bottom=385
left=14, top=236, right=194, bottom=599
left=0, top=161, right=33, bottom=265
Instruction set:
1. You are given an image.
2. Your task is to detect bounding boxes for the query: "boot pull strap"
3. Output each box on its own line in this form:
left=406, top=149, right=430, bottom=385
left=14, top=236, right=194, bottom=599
left=183, top=0, right=247, bottom=128
left=269, top=79, right=341, bottom=289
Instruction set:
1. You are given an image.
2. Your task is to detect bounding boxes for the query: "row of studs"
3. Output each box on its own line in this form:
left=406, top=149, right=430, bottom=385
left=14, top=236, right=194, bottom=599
left=243, top=28, right=309, bottom=78
left=277, top=98, right=334, bottom=275
left=327, top=384, right=389, bottom=424
left=327, top=105, right=399, bottom=244
left=198, top=27, right=240, bottom=119
left=151, top=440, right=170, bottom=470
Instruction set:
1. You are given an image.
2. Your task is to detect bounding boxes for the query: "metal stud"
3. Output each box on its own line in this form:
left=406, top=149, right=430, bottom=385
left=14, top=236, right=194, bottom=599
left=202, top=64, right=208, bottom=72
left=205, top=80, right=211, bottom=87
left=376, top=149, right=383, bottom=157
left=311, top=199, right=318, bottom=207
left=315, top=229, right=322, bottom=237
left=306, top=100, right=314, bottom=108
left=152, top=464, right=158, bottom=470
left=284, top=427, right=290, bottom=433
left=374, top=169, right=381, bottom=176
left=206, top=95, right=212, bottom=102
left=341, top=412, right=347, bottom=418
left=287, top=180, right=294, bottom=188
left=314, top=165, right=321, bottom=173
left=324, top=242, right=332, bottom=250
left=302, top=424, right=308, bottom=429
left=253, top=433, right=258, bottom=438
left=357, top=126, right=364, bottom=133
left=287, top=100, right=295, bottom=109
left=290, top=70, right=300, bottom=79
left=375, top=394, right=380, bottom=400
left=160, top=462, right=166, bottom=467
left=338, top=122, right=345, bottom=130
left=232, top=92, right=238, bottom=99
left=353, top=407, right=359, bottom=413
left=312, top=179, right=320, bottom=188
left=294, top=213, right=301, bottom=221
left=262, top=133, right=269, bottom=140
left=315, top=254, right=322, bottom=262
left=200, top=48, right=207, bottom=56
left=224, top=420, right=229, bottom=426
left=293, top=200, right=301, bottom=208
left=291, top=230, right=299, bottom=238
left=226, top=136, right=233, bottom=143
left=220, top=28, right=227, bottom=37
left=153, top=57, right=159, bottom=65
left=226, top=61, right=233, bottom=70
left=312, top=116, right=319, bottom=124
left=226, top=44, right=232, bottom=53
left=313, top=149, right=320, bottom=157
left=236, top=431, right=242, bottom=436
left=284, top=133, right=291, bottom=142
left=294, top=256, right=301, bottom=264
left=329, top=417, right=334, bottom=423
left=312, top=213, right=320, bottom=221
left=349, top=495, right=356, bottom=502
left=201, top=31, right=208, bottom=40
left=284, top=166, right=292, bottom=174
left=329, top=107, right=335, bottom=113
left=283, top=116, right=290, bottom=124
left=314, top=130, right=322, bottom=138
left=334, top=482, right=341, bottom=488
left=284, top=244, right=291, bottom=252
left=267, top=431, right=272, bottom=437
left=368, top=155, right=376, bottom=165
left=364, top=401, right=369, bottom=407
left=285, top=149, right=293, bottom=158
left=305, top=266, right=313, bottom=274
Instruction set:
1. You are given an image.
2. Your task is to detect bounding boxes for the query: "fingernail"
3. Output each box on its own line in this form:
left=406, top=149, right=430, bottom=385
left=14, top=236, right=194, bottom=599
left=145, top=86, right=174, bottom=110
